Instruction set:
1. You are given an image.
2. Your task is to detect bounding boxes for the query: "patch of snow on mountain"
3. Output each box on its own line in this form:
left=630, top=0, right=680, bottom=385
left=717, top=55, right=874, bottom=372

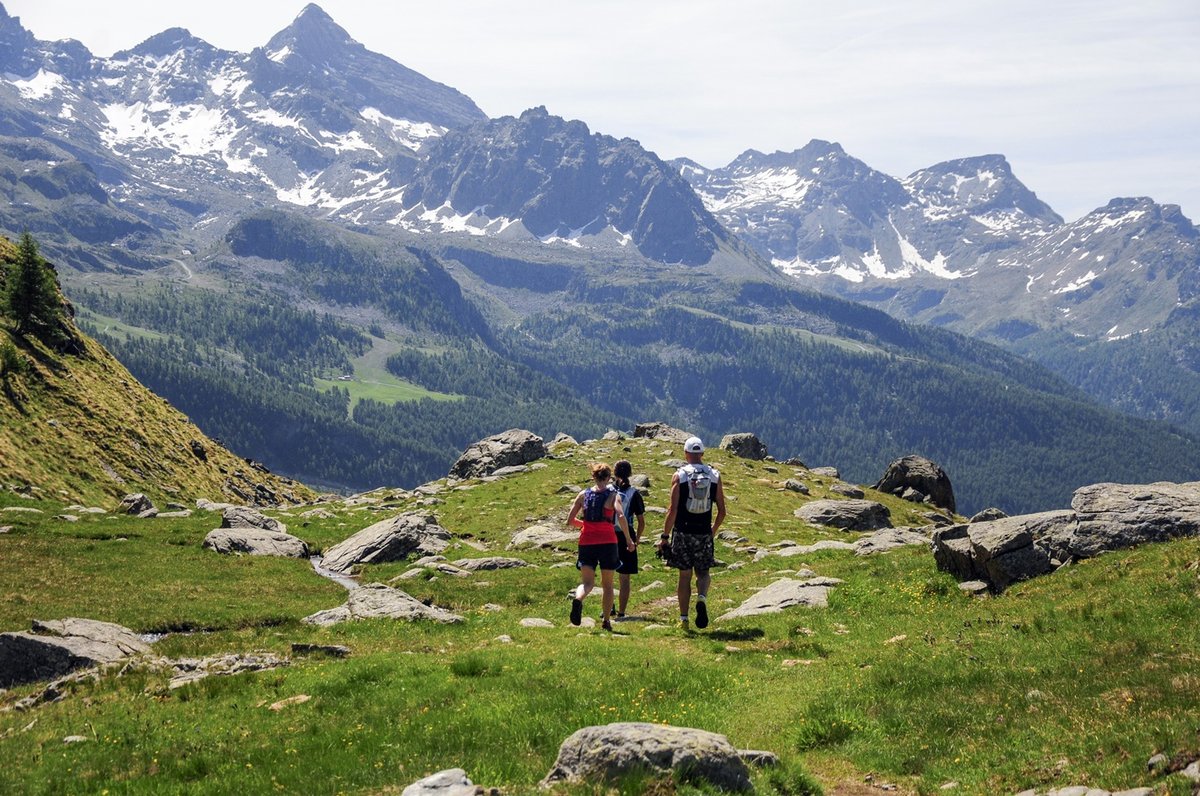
left=267, top=46, right=292, bottom=64
left=1052, top=270, right=1098, bottom=294
left=708, top=167, right=813, bottom=212
left=894, top=224, right=960, bottom=279
left=360, top=108, right=445, bottom=151
left=209, top=72, right=252, bottom=99
left=246, top=107, right=305, bottom=130
left=318, top=129, right=378, bottom=155
left=8, top=69, right=64, bottom=100
left=1091, top=209, right=1147, bottom=231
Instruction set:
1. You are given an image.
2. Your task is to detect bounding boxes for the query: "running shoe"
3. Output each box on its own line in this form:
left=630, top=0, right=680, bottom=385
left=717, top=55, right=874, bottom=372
left=570, top=597, right=583, bottom=626
left=695, top=600, right=709, bottom=629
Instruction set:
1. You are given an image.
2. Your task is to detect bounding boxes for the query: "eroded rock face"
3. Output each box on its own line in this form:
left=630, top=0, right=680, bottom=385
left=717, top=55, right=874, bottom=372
left=873, top=455, right=956, bottom=514
left=302, top=584, right=464, bottom=626
left=449, top=429, right=546, bottom=479
left=321, top=513, right=451, bottom=573
left=0, top=618, right=150, bottom=688
left=202, top=528, right=309, bottom=558
left=795, top=499, right=891, bottom=530
left=540, top=722, right=752, bottom=792
left=718, top=432, right=768, bottom=460
left=932, top=481, right=1200, bottom=590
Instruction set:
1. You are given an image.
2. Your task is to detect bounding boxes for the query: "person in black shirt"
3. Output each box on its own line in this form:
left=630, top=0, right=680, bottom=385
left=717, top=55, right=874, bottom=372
left=611, top=459, right=645, bottom=620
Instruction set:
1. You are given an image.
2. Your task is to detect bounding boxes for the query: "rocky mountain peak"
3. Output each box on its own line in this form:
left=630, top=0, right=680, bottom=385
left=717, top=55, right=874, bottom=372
left=265, top=3, right=357, bottom=64
left=905, top=154, right=1061, bottom=225
left=0, top=1, right=37, bottom=73
left=121, top=28, right=217, bottom=59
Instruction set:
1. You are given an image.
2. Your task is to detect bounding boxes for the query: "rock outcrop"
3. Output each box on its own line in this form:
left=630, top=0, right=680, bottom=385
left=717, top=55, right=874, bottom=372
left=718, top=432, right=769, bottom=460
left=202, top=528, right=309, bottom=558
left=0, top=618, right=150, bottom=687
left=401, top=768, right=487, bottom=796
left=932, top=481, right=1200, bottom=590
left=540, top=722, right=752, bottom=792
left=873, top=455, right=956, bottom=513
left=449, top=429, right=546, bottom=479
left=220, top=506, right=287, bottom=533
left=795, top=499, right=891, bottom=530
left=303, top=584, right=464, bottom=626
left=633, top=422, right=692, bottom=444
left=508, top=522, right=575, bottom=550
left=718, top=577, right=842, bottom=620
left=321, top=513, right=451, bottom=573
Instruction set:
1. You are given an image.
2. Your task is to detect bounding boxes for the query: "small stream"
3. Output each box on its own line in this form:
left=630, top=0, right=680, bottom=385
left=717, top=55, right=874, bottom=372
left=310, top=556, right=359, bottom=590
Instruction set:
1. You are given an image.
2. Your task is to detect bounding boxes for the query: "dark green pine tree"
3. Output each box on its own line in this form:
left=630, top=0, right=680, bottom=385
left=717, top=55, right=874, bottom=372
left=4, top=232, right=67, bottom=347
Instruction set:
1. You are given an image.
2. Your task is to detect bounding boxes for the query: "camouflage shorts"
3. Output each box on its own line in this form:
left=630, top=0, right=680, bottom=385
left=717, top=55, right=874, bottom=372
left=668, top=532, right=715, bottom=572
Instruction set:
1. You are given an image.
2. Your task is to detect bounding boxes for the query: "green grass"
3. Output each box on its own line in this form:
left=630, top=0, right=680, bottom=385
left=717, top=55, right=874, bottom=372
left=2, top=438, right=1198, bottom=795
left=315, top=336, right=461, bottom=413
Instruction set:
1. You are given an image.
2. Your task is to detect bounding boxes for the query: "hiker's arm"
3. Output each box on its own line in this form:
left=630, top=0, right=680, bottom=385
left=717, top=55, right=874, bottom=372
left=660, top=475, right=680, bottom=544
left=711, top=479, right=727, bottom=536
left=567, top=492, right=585, bottom=529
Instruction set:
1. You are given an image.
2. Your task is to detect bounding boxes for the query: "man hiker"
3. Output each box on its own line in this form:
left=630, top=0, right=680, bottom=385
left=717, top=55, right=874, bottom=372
left=657, top=436, right=726, bottom=629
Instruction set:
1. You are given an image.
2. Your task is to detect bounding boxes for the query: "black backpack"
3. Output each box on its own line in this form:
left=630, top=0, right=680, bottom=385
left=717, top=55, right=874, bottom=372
left=582, top=487, right=611, bottom=522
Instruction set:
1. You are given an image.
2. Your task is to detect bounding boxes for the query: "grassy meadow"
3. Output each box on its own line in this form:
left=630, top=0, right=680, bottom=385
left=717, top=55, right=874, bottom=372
left=1, top=437, right=1198, bottom=795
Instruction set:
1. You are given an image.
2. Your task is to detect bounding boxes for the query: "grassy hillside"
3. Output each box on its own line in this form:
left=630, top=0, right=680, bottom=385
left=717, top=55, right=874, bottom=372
left=1, top=437, right=1198, bottom=795
left=0, top=240, right=313, bottom=507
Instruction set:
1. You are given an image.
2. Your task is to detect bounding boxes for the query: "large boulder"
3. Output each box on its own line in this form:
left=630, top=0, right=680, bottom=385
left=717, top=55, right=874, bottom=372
left=508, top=522, right=576, bottom=550
left=220, top=506, right=287, bottom=534
left=321, top=513, right=451, bottom=573
left=303, top=584, right=464, bottom=626
left=854, top=528, right=930, bottom=556
left=633, top=422, right=692, bottom=444
left=450, top=557, right=530, bottom=572
left=719, top=433, right=768, bottom=461
left=719, top=578, right=842, bottom=620
left=932, top=481, right=1200, bottom=590
left=401, top=768, right=483, bottom=796
left=873, top=455, right=956, bottom=514
left=795, top=499, right=892, bottom=530
left=117, top=493, right=156, bottom=517
left=449, top=429, right=546, bottom=479
left=0, top=618, right=150, bottom=687
left=540, top=722, right=752, bottom=792
left=203, top=528, right=309, bottom=558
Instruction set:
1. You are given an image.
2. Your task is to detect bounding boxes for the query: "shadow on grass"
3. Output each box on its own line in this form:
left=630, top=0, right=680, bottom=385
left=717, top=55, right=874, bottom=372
left=705, top=627, right=765, bottom=641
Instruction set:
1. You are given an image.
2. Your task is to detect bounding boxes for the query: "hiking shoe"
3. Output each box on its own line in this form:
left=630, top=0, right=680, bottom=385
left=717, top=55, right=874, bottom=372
left=602, top=618, right=613, bottom=632
left=695, top=600, right=708, bottom=629
left=570, top=598, right=583, bottom=626
left=680, top=617, right=689, bottom=630
left=614, top=613, right=626, bottom=622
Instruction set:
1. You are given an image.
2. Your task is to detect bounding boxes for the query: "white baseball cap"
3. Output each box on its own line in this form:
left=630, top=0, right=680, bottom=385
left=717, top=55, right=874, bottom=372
left=684, top=436, right=704, bottom=453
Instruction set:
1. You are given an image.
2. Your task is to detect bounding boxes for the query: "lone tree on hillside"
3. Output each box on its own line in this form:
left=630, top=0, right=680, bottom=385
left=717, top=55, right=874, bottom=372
left=3, top=232, right=68, bottom=349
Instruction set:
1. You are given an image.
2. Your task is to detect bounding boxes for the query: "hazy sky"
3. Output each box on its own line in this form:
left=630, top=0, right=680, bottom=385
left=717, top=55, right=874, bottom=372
left=7, top=0, right=1199, bottom=222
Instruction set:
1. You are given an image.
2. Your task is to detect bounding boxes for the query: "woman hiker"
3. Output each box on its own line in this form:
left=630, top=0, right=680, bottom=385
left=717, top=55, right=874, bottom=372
left=612, top=459, right=645, bottom=620
left=567, top=461, right=634, bottom=631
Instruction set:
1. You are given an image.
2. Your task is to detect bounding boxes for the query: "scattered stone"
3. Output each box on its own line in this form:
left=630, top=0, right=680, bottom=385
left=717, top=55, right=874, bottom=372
left=933, top=480, right=1200, bottom=590
left=629, top=474, right=651, bottom=490
left=602, top=429, right=625, bottom=441
left=738, top=750, right=779, bottom=767
left=0, top=618, right=150, bottom=688
left=0, top=507, right=41, bottom=514
left=541, top=722, right=752, bottom=792
left=551, top=433, right=578, bottom=447
left=321, top=513, right=451, bottom=573
left=556, top=484, right=580, bottom=494
left=784, top=479, right=810, bottom=495
left=449, top=429, right=547, bottom=479
left=220, top=506, right=287, bottom=533
left=520, top=618, right=554, bottom=628
left=854, top=528, right=929, bottom=556
left=922, top=512, right=955, bottom=527
left=451, top=557, right=529, bottom=572
left=718, top=578, right=842, bottom=620
left=1182, top=761, right=1200, bottom=783
left=481, top=604, right=504, bottom=612
left=401, top=768, right=486, bottom=796
left=873, top=455, right=956, bottom=513
left=759, top=540, right=857, bottom=560
left=830, top=482, right=865, bottom=499
left=155, top=510, right=193, bottom=519
left=639, top=580, right=665, bottom=592
left=203, top=528, right=309, bottom=558
left=290, top=643, right=350, bottom=658
left=167, top=652, right=289, bottom=689
left=489, top=465, right=529, bottom=478
left=63, top=735, right=89, bottom=744
left=659, top=459, right=686, bottom=469
left=54, top=515, right=80, bottom=523
left=496, top=635, right=513, bottom=643
left=795, top=499, right=891, bottom=531
left=633, top=422, right=692, bottom=444
left=958, top=580, right=990, bottom=596
left=810, top=467, right=840, bottom=478
left=900, top=487, right=927, bottom=503
left=196, top=499, right=236, bottom=512
left=508, top=523, right=575, bottom=550
left=299, top=508, right=335, bottom=519
left=0, top=526, right=11, bottom=534
left=719, top=433, right=768, bottom=460
left=268, top=694, right=311, bottom=711
left=302, top=584, right=464, bottom=626
left=970, top=507, right=1009, bottom=523
left=117, top=494, right=154, bottom=515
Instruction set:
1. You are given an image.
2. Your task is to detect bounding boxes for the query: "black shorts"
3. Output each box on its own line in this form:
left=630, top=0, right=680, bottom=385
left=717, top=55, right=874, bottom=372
left=577, top=543, right=620, bottom=571
left=616, top=540, right=639, bottom=575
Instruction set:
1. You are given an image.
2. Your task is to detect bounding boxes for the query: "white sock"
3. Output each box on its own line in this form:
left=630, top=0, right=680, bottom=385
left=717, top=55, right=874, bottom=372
left=698, top=594, right=707, bottom=602
left=574, top=585, right=585, bottom=600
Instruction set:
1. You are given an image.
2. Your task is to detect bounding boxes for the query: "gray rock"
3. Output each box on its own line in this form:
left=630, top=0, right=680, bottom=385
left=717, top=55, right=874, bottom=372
left=290, top=643, right=351, bottom=658
left=958, top=580, right=990, bottom=596
left=508, top=523, right=575, bottom=550
left=659, top=459, right=686, bottom=469
left=302, top=584, right=463, bottom=626
left=551, top=433, right=578, bottom=447
left=166, top=652, right=289, bottom=690
left=196, top=499, right=237, bottom=512
left=970, top=507, right=1009, bottom=523
left=854, top=528, right=929, bottom=555
left=901, top=487, right=927, bottom=503
left=520, top=618, right=554, bottom=628
left=633, top=422, right=693, bottom=444
left=810, top=467, right=840, bottom=478
left=55, top=514, right=80, bottom=522
left=795, top=499, right=892, bottom=530
left=299, top=508, right=336, bottom=519
left=1183, top=761, right=1200, bottom=783
left=221, top=506, right=287, bottom=533
left=738, top=750, right=780, bottom=767
left=203, top=528, right=309, bottom=558
left=784, top=479, right=810, bottom=495
left=449, top=429, right=546, bottom=479
left=830, top=482, right=865, bottom=499
left=0, top=618, right=150, bottom=688
left=540, top=722, right=752, bottom=791
left=321, top=513, right=451, bottom=573
left=451, top=557, right=530, bottom=572
left=719, top=578, right=842, bottom=620
left=401, top=768, right=483, bottom=796
left=156, top=510, right=193, bottom=519
left=719, top=433, right=768, bottom=460
left=760, top=540, right=857, bottom=560
left=629, top=474, right=651, bottom=490
left=0, top=507, right=42, bottom=514
left=873, top=455, right=956, bottom=514
left=117, top=493, right=154, bottom=515
left=489, top=465, right=529, bottom=478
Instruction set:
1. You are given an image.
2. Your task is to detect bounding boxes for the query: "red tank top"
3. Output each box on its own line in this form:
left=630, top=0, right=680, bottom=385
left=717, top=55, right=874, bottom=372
left=578, top=489, right=618, bottom=545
